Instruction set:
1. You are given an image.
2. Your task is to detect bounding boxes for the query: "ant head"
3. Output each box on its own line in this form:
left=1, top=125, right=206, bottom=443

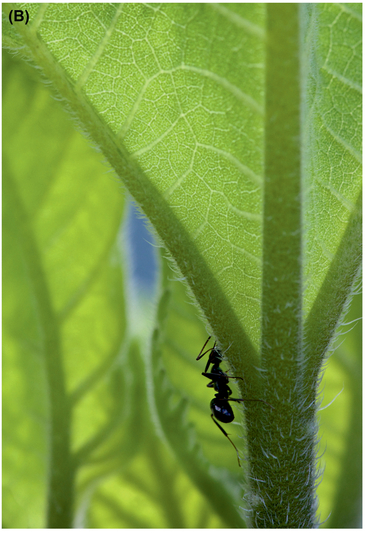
left=197, top=337, right=224, bottom=362
left=208, top=344, right=224, bottom=364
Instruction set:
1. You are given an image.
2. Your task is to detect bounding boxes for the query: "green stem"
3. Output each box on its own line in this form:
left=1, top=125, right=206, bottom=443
left=243, top=5, right=317, bottom=527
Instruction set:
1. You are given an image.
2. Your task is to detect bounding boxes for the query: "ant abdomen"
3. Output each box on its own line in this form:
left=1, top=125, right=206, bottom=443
left=211, top=398, right=235, bottom=424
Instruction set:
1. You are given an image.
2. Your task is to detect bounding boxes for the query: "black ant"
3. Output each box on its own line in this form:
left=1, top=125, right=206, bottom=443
left=197, top=336, right=272, bottom=466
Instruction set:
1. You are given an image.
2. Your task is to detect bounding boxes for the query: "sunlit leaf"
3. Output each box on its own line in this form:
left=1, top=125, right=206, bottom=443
left=2, top=3, right=361, bottom=528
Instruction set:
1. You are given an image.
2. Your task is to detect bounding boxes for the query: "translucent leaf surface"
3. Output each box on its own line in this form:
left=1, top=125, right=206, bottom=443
left=3, top=3, right=361, bottom=528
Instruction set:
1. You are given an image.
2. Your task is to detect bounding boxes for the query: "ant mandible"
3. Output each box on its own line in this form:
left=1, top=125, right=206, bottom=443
left=197, top=336, right=272, bottom=467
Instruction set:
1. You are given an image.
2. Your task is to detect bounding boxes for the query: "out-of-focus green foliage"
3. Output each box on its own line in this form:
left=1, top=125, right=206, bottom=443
left=3, top=3, right=361, bottom=528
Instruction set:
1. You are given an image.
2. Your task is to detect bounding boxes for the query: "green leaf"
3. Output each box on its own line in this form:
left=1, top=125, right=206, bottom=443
left=3, top=3, right=361, bottom=528
left=2, top=52, right=127, bottom=527
left=317, top=293, right=362, bottom=528
left=3, top=3, right=266, bottom=358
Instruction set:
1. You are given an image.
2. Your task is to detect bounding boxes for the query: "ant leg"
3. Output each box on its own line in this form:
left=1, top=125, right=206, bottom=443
left=202, top=371, right=243, bottom=381
left=228, top=398, right=275, bottom=410
left=204, top=350, right=215, bottom=374
left=202, top=371, right=220, bottom=381
left=211, top=414, right=241, bottom=467
left=196, top=336, right=212, bottom=360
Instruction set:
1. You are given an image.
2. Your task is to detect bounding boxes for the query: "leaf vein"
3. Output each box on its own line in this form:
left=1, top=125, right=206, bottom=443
left=75, top=4, right=125, bottom=92
left=180, top=65, right=263, bottom=115
left=322, top=65, right=362, bottom=94
left=321, top=120, right=361, bottom=163
left=209, top=4, right=265, bottom=39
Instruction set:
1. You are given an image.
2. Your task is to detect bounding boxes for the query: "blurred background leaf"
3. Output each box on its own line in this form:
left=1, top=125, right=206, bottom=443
left=3, top=50, right=127, bottom=527
left=2, top=4, right=361, bottom=527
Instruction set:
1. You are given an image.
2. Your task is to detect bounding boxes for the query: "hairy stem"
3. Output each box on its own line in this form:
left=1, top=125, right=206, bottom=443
left=243, top=5, right=318, bottom=527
